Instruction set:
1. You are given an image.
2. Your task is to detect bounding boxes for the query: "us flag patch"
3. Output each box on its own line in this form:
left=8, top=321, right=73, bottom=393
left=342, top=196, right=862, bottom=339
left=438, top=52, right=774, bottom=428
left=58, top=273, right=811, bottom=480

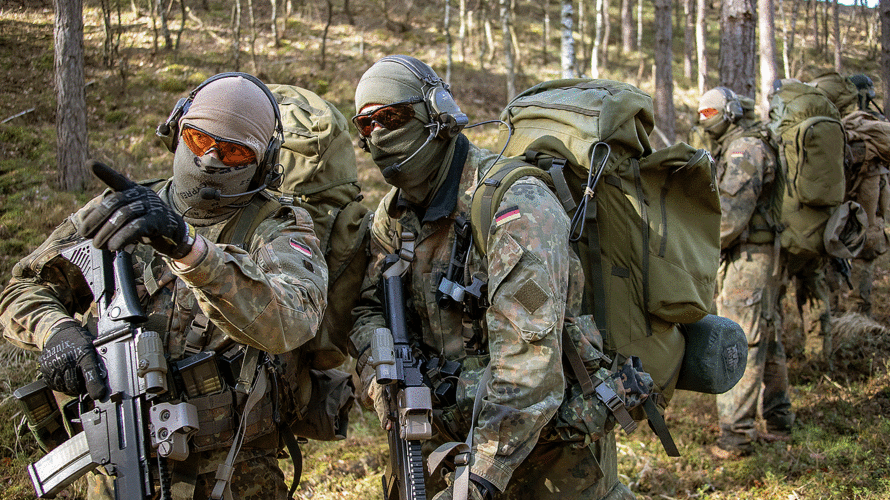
left=289, top=239, right=312, bottom=258
left=495, top=206, right=521, bottom=227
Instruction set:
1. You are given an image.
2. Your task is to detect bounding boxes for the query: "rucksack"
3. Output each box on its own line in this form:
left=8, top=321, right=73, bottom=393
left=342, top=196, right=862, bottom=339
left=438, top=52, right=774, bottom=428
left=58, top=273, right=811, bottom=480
left=472, top=79, right=723, bottom=404
left=768, top=81, right=846, bottom=258
left=266, top=84, right=372, bottom=372
left=810, top=71, right=860, bottom=116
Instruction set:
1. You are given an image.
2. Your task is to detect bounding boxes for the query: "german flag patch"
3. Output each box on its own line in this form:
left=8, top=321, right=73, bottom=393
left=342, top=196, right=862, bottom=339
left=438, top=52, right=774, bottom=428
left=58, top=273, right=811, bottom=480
left=495, top=205, right=521, bottom=227
left=730, top=151, right=745, bottom=158
left=289, top=239, right=312, bottom=258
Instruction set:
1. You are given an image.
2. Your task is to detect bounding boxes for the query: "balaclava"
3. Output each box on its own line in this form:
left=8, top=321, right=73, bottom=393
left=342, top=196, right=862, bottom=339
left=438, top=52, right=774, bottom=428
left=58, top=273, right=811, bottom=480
left=355, top=58, right=454, bottom=207
left=171, top=75, right=275, bottom=225
left=698, top=87, right=734, bottom=140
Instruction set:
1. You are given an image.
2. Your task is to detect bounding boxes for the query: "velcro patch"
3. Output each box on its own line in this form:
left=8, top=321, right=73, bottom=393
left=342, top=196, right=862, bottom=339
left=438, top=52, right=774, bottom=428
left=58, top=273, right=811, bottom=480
left=513, top=278, right=549, bottom=315
left=289, top=239, right=312, bottom=258
left=495, top=205, right=521, bottom=227
left=730, top=151, right=744, bottom=158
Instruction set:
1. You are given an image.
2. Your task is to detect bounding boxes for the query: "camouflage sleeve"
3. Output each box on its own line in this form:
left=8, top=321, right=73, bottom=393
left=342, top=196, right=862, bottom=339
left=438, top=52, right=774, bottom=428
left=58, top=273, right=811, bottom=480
left=0, top=202, right=101, bottom=351
left=348, top=193, right=396, bottom=362
left=170, top=205, right=327, bottom=355
left=718, top=136, right=771, bottom=248
left=471, top=177, right=571, bottom=492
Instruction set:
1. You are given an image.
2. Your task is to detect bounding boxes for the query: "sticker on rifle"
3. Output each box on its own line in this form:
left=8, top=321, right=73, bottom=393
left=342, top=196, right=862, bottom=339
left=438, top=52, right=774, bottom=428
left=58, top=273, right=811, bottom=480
left=289, top=239, right=312, bottom=258
left=495, top=206, right=521, bottom=227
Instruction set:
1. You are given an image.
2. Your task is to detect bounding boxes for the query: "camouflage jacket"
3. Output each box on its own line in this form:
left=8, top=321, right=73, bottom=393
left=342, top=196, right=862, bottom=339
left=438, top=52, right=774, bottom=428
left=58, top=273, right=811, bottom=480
left=0, top=180, right=327, bottom=357
left=350, top=139, right=584, bottom=492
left=714, top=123, right=780, bottom=249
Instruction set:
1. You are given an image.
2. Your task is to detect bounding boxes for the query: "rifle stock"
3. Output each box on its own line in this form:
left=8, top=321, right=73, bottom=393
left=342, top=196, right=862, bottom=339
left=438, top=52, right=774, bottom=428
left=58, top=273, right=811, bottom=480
left=372, top=254, right=432, bottom=500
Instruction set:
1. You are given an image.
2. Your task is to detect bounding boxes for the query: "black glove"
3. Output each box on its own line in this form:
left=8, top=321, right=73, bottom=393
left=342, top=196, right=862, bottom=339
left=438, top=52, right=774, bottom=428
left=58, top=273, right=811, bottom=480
left=38, top=322, right=108, bottom=400
left=75, top=161, right=194, bottom=259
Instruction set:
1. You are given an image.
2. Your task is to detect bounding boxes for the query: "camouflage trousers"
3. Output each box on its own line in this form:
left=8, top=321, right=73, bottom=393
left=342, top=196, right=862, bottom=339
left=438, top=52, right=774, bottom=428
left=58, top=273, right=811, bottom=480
left=87, top=447, right=289, bottom=500
left=424, top=432, right=634, bottom=499
left=716, top=244, right=793, bottom=445
left=787, top=254, right=833, bottom=360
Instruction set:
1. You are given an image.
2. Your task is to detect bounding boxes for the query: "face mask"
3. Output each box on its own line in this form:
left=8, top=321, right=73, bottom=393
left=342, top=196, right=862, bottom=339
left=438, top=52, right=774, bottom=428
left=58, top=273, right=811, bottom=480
left=701, top=113, right=730, bottom=140
left=171, top=137, right=259, bottom=223
left=367, top=118, right=450, bottom=206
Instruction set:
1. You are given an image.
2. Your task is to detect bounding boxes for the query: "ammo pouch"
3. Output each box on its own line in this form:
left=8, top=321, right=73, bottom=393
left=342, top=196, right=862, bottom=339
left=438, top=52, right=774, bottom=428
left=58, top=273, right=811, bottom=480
left=289, top=368, right=354, bottom=442
left=189, top=384, right=276, bottom=453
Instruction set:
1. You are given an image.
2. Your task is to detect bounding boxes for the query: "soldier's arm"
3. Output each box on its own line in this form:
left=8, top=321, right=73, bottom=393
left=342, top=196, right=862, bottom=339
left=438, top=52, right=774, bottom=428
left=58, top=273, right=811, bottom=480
left=470, top=177, right=569, bottom=492
left=0, top=209, right=98, bottom=351
left=169, top=205, right=327, bottom=354
left=718, top=136, right=769, bottom=248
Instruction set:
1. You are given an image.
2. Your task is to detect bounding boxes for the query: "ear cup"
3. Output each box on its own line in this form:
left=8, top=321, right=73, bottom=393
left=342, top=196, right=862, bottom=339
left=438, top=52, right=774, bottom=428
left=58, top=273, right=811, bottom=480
left=377, top=55, right=468, bottom=139
left=719, top=87, right=743, bottom=123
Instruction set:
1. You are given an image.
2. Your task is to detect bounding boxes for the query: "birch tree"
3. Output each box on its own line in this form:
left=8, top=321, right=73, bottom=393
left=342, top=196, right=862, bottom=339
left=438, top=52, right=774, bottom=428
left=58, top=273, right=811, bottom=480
left=562, top=0, right=576, bottom=78
left=696, top=0, right=708, bottom=92
left=759, top=0, right=778, bottom=118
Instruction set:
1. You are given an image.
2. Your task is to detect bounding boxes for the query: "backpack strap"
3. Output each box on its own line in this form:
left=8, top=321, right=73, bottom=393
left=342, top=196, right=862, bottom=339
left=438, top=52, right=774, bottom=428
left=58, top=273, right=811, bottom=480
left=470, top=158, right=552, bottom=256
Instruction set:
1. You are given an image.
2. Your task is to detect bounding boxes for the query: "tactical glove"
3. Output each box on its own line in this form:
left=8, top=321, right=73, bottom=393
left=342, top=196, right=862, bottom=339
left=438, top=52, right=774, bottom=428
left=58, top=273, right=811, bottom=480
left=359, top=362, right=393, bottom=430
left=75, top=161, right=195, bottom=259
left=38, top=322, right=108, bottom=400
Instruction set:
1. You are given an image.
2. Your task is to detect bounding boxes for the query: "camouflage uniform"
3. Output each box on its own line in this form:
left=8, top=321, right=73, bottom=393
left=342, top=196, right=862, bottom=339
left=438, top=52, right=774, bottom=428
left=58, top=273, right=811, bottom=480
left=351, top=139, right=633, bottom=499
left=827, top=111, right=890, bottom=317
left=712, top=125, right=794, bottom=450
left=0, top=180, right=328, bottom=500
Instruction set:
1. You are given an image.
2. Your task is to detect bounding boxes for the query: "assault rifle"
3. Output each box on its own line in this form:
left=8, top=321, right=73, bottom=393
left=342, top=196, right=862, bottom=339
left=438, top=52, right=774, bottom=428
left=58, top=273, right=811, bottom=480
left=22, top=241, right=198, bottom=499
left=371, top=250, right=433, bottom=500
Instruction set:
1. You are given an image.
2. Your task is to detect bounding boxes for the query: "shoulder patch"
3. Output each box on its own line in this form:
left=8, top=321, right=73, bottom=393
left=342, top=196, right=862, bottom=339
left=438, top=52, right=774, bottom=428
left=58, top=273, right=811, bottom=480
left=289, top=239, right=312, bottom=258
left=495, top=205, right=521, bottom=227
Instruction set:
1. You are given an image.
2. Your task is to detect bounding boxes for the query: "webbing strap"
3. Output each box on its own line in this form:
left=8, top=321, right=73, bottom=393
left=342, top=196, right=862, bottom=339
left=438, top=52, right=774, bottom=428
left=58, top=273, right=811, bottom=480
left=561, top=329, right=636, bottom=434
left=642, top=397, right=680, bottom=457
left=210, top=366, right=270, bottom=500
left=282, top=428, right=304, bottom=499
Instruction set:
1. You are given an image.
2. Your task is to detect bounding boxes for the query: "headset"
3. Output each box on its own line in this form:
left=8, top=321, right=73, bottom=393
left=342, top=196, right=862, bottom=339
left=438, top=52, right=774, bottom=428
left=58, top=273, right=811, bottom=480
left=376, top=55, right=469, bottom=141
left=717, top=86, right=744, bottom=124
left=156, top=72, right=284, bottom=192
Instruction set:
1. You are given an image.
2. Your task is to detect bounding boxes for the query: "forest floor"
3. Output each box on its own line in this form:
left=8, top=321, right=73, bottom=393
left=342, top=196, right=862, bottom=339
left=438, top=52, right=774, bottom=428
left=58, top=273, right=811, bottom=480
left=0, top=1, right=889, bottom=499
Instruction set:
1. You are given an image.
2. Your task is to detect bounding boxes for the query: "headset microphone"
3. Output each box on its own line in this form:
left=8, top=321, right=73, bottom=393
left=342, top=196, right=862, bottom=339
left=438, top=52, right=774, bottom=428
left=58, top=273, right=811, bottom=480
left=380, top=129, right=437, bottom=178
left=199, top=184, right=267, bottom=200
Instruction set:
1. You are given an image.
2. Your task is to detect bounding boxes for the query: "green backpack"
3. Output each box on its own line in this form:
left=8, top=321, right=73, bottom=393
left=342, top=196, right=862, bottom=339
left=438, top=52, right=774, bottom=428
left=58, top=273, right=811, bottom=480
left=810, top=71, right=860, bottom=116
left=266, top=84, right=372, bottom=371
left=471, top=79, right=723, bottom=403
left=768, top=81, right=846, bottom=258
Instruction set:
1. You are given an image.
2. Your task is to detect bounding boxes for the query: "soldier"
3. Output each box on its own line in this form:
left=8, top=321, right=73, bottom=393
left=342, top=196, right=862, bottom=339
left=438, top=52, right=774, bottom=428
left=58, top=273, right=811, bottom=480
left=0, top=73, right=328, bottom=499
left=697, top=87, right=794, bottom=457
left=349, top=55, right=634, bottom=499
left=834, top=74, right=890, bottom=317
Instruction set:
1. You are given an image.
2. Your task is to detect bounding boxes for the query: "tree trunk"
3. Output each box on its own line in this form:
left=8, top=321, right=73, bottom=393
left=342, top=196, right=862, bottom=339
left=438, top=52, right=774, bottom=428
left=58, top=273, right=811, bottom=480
left=684, top=0, right=695, bottom=81
left=592, top=0, right=603, bottom=77
left=156, top=0, right=172, bottom=49
left=719, top=0, right=756, bottom=97
left=621, top=0, right=635, bottom=53
left=344, top=0, right=354, bottom=25
left=696, top=0, right=708, bottom=92
left=509, top=0, right=522, bottom=69
left=248, top=0, right=258, bottom=74
left=602, top=0, right=611, bottom=65
left=446, top=0, right=453, bottom=83
left=812, top=0, right=821, bottom=54
left=654, top=0, right=676, bottom=147
left=636, top=0, right=642, bottom=52
left=561, top=0, right=576, bottom=78
left=833, top=0, right=842, bottom=70
left=270, top=0, right=279, bottom=46
left=544, top=0, right=551, bottom=65
left=54, top=0, right=89, bottom=192
left=232, top=0, right=241, bottom=71
left=501, top=0, right=516, bottom=99
left=578, top=0, right=587, bottom=69
left=459, top=0, right=467, bottom=63
left=320, top=0, right=332, bottom=70
left=882, top=0, right=890, bottom=120
left=759, top=0, right=778, bottom=119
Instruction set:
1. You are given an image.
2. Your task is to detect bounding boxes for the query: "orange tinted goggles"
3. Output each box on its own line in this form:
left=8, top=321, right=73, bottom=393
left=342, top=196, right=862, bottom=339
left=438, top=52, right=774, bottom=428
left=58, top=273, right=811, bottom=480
left=699, top=108, right=719, bottom=120
left=352, top=98, right=424, bottom=137
left=181, top=126, right=257, bottom=167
